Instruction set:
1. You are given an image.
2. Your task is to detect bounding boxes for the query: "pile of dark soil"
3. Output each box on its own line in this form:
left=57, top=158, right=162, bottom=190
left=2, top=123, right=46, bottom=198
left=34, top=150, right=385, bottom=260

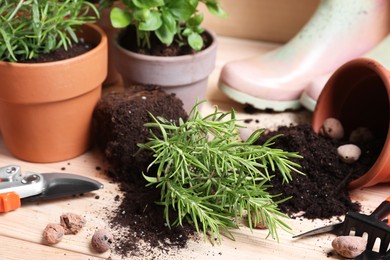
left=93, top=85, right=188, bottom=182
left=254, top=124, right=383, bottom=219
left=93, top=86, right=195, bottom=258
left=107, top=177, right=197, bottom=258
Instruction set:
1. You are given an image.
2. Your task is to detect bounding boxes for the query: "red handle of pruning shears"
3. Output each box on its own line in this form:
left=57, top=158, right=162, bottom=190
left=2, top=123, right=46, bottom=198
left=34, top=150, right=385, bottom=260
left=0, top=192, right=21, bottom=212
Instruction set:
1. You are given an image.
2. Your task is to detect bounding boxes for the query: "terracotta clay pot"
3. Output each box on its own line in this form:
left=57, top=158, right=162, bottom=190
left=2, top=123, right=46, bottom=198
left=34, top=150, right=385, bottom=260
left=313, top=58, right=390, bottom=189
left=113, top=29, right=218, bottom=113
left=0, top=24, right=108, bottom=162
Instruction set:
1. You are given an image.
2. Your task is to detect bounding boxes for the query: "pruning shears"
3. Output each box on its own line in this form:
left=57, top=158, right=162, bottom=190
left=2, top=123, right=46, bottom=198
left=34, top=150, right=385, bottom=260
left=0, top=165, right=103, bottom=212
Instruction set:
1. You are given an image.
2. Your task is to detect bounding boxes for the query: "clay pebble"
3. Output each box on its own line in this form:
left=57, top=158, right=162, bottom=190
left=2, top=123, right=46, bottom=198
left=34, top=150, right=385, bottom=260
left=320, top=118, right=344, bottom=140
left=349, top=127, right=374, bottom=143
left=239, top=127, right=254, bottom=142
left=60, top=212, right=86, bottom=235
left=337, top=144, right=361, bottom=164
left=332, top=236, right=367, bottom=258
left=91, top=229, right=114, bottom=253
left=42, top=223, right=65, bottom=244
left=250, top=211, right=267, bottom=229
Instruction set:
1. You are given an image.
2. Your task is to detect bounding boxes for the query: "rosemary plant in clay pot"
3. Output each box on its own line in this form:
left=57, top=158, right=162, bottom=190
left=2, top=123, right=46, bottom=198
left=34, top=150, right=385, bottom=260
left=0, top=0, right=108, bottom=162
left=108, top=0, right=226, bottom=113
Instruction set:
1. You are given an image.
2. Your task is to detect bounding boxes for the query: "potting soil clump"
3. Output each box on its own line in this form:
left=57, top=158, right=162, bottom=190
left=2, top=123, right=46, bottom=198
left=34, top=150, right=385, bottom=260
left=93, top=86, right=196, bottom=258
left=93, top=85, right=188, bottom=182
left=254, top=124, right=382, bottom=219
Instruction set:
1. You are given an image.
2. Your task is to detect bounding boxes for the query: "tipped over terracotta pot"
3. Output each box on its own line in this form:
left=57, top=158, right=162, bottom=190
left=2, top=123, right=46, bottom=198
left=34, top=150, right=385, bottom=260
left=313, top=58, right=390, bottom=189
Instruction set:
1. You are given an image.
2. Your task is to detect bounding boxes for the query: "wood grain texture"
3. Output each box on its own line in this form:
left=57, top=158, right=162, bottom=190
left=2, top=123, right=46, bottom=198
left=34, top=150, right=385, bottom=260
left=0, top=236, right=105, bottom=260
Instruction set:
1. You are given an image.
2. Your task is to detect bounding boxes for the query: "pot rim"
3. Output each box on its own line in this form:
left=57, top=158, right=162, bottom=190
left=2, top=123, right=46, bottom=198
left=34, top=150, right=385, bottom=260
left=114, top=28, right=218, bottom=63
left=0, top=23, right=107, bottom=67
left=348, top=58, right=390, bottom=189
left=313, top=57, right=390, bottom=189
left=0, top=23, right=108, bottom=104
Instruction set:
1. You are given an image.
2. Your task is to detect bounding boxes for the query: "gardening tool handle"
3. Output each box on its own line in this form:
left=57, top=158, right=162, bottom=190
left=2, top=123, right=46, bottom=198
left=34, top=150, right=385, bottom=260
left=0, top=192, right=21, bottom=212
left=370, top=196, right=390, bottom=220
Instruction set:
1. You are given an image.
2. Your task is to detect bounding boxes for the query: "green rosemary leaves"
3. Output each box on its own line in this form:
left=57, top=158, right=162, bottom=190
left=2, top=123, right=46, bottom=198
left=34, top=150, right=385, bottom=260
left=140, top=103, right=303, bottom=242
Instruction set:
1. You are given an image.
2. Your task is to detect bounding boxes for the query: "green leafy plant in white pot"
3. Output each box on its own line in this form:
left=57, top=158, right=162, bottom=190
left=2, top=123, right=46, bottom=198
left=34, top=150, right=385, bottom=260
left=0, top=0, right=108, bottom=162
left=108, top=0, right=226, bottom=113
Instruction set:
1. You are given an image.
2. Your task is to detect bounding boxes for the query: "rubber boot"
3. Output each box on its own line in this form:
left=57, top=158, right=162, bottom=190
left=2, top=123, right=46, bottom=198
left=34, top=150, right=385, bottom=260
left=218, top=0, right=390, bottom=111
left=301, top=34, right=390, bottom=111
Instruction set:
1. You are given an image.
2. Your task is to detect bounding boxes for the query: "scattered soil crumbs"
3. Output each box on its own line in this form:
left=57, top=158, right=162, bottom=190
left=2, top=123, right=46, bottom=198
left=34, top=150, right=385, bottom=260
left=255, top=124, right=383, bottom=219
left=106, top=178, right=197, bottom=258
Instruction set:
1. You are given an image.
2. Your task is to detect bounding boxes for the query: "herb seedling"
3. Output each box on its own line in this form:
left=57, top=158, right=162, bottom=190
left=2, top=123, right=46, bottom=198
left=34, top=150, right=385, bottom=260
left=109, top=0, right=226, bottom=51
left=0, top=0, right=98, bottom=62
left=139, top=103, right=303, bottom=242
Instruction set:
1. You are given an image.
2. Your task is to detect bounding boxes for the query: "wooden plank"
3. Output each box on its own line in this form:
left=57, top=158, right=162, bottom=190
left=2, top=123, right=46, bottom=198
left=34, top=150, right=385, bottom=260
left=0, top=235, right=104, bottom=260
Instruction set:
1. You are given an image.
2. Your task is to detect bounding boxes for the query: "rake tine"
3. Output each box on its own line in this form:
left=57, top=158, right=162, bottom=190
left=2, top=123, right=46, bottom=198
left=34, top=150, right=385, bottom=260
left=384, top=249, right=390, bottom=260
left=354, top=228, right=365, bottom=237
left=380, top=233, right=390, bottom=255
left=294, top=197, right=390, bottom=244
left=341, top=213, right=355, bottom=236
left=341, top=225, right=351, bottom=236
left=341, top=198, right=390, bottom=255
left=365, top=230, right=377, bottom=251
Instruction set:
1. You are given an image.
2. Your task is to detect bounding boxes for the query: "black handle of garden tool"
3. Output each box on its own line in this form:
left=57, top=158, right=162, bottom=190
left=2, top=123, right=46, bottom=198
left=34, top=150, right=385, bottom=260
left=370, top=196, right=390, bottom=221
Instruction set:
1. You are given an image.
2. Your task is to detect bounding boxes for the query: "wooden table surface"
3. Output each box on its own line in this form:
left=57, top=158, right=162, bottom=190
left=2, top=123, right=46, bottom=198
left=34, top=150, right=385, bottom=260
left=1, top=35, right=389, bottom=260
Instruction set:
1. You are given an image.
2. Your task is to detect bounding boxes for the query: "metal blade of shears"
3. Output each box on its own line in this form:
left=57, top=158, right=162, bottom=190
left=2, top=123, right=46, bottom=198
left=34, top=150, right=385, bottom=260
left=293, top=222, right=344, bottom=238
left=22, top=172, right=103, bottom=202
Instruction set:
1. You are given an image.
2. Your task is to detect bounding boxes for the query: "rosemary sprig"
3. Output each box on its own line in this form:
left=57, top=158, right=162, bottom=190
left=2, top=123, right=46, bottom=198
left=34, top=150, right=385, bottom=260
left=139, top=103, right=303, bottom=242
left=0, top=0, right=98, bottom=62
